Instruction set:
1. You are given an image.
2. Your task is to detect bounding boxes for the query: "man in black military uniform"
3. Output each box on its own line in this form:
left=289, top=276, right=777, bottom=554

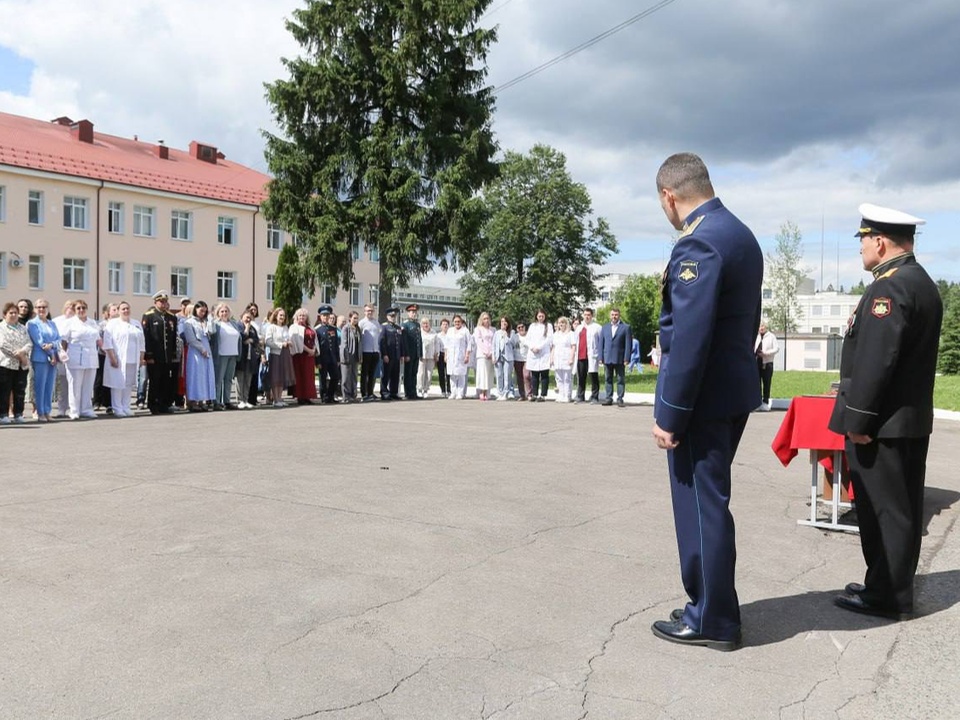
left=379, top=307, right=403, bottom=400
left=830, top=204, right=942, bottom=619
left=141, top=290, right=179, bottom=414
left=315, top=305, right=341, bottom=404
left=401, top=304, right=422, bottom=399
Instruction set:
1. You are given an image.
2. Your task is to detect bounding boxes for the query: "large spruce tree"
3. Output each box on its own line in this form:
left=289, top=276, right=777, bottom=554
left=262, top=0, right=498, bottom=315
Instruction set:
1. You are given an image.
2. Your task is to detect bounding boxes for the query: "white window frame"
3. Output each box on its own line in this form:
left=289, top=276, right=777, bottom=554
left=0, top=252, right=6, bottom=287
left=218, top=216, right=237, bottom=246
left=266, top=274, right=275, bottom=301
left=217, top=271, right=236, bottom=300
left=108, top=201, right=124, bottom=234
left=132, top=263, right=156, bottom=296
left=351, top=240, right=361, bottom=261
left=133, top=205, right=156, bottom=237
left=171, top=210, right=192, bottom=241
left=349, top=282, right=361, bottom=306
left=28, top=255, right=44, bottom=290
left=63, top=196, right=89, bottom=230
left=62, top=258, right=88, bottom=292
left=171, top=266, right=192, bottom=298
left=266, top=223, right=283, bottom=250
left=368, top=284, right=379, bottom=307
left=369, top=244, right=380, bottom=262
left=321, top=284, right=336, bottom=305
left=108, top=261, right=123, bottom=294
left=0, top=186, right=6, bottom=222
left=28, top=190, right=43, bottom=226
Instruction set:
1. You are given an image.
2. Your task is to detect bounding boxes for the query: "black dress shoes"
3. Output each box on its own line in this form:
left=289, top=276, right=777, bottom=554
left=651, top=619, right=741, bottom=651
left=601, top=398, right=613, bottom=406
left=833, top=593, right=905, bottom=620
left=844, top=582, right=866, bottom=595
left=670, top=608, right=683, bottom=622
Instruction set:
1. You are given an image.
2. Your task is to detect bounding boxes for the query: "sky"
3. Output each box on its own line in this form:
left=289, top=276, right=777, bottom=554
left=2, top=0, right=959, bottom=291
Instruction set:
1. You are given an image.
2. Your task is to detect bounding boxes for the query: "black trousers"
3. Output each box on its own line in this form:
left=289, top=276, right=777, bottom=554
left=361, top=352, right=379, bottom=398
left=0, top=366, right=29, bottom=417
left=758, top=361, right=773, bottom=403
left=381, top=355, right=401, bottom=397
left=530, top=369, right=549, bottom=398
left=403, top=356, right=419, bottom=398
left=667, top=412, right=749, bottom=640
left=846, top=436, right=929, bottom=612
left=146, top=362, right=176, bottom=411
left=319, top=363, right=341, bottom=402
left=576, top=359, right=599, bottom=401
left=437, top=352, right=450, bottom=394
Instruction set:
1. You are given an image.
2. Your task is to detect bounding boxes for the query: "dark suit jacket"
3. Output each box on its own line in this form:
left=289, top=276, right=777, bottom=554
left=597, top=322, right=633, bottom=365
left=655, top=197, right=763, bottom=435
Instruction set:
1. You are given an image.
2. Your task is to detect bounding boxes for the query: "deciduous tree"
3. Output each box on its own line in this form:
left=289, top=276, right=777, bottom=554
left=764, top=220, right=808, bottom=332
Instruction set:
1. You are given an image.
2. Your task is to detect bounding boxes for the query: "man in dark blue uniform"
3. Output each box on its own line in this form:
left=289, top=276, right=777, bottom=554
left=651, top=153, right=763, bottom=651
left=401, top=304, right=422, bottom=399
left=315, top=305, right=341, bottom=404
left=830, top=204, right=942, bottom=619
left=379, top=307, right=403, bottom=400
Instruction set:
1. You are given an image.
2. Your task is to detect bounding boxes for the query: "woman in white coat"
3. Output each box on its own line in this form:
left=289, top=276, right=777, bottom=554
left=61, top=301, right=101, bottom=419
left=102, top=301, right=145, bottom=417
left=524, top=309, right=553, bottom=402
left=550, top=316, right=576, bottom=403
left=443, top=314, right=471, bottom=399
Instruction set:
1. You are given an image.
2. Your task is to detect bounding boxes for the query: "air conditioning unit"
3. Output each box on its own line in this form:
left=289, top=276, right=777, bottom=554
left=9, top=257, right=23, bottom=269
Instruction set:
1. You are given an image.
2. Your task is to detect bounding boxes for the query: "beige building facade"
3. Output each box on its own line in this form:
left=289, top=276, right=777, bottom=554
left=0, top=112, right=379, bottom=320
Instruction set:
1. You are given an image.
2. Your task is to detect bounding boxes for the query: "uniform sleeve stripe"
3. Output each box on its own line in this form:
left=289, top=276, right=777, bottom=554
left=846, top=405, right=879, bottom=416
left=659, top=395, right=694, bottom=411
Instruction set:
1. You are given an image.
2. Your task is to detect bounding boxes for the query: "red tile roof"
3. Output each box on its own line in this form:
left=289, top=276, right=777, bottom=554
left=0, top=111, right=270, bottom=206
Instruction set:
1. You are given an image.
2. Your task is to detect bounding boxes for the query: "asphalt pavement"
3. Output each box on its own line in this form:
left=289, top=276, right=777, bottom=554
left=1, top=394, right=958, bottom=719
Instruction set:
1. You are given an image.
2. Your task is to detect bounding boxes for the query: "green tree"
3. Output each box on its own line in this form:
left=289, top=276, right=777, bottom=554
left=610, top=273, right=662, bottom=356
left=459, top=144, right=617, bottom=324
left=938, top=284, right=960, bottom=375
left=262, top=0, right=498, bottom=316
left=272, top=243, right=305, bottom=315
left=849, top=279, right=867, bottom=295
left=764, top=220, right=808, bottom=332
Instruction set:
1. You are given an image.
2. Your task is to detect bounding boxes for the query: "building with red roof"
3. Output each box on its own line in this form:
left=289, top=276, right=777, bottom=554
left=0, top=111, right=380, bottom=320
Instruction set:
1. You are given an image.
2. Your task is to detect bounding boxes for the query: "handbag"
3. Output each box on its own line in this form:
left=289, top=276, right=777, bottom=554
left=58, top=348, right=70, bottom=363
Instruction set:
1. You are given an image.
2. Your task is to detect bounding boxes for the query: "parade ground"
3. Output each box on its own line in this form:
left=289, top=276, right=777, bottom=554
left=2, top=397, right=958, bottom=719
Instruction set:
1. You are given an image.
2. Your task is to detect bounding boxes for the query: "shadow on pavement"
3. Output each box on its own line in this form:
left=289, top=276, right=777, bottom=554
left=742, top=569, right=960, bottom=647
left=923, top=486, right=960, bottom=535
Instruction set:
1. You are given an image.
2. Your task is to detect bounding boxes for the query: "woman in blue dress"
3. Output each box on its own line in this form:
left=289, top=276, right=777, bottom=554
left=181, top=301, right=216, bottom=411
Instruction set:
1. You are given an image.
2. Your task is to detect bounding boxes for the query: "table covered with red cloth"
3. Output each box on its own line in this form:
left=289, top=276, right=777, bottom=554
left=771, top=395, right=846, bottom=475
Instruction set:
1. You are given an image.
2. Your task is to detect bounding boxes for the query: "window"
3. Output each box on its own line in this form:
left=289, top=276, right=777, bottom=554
left=133, top=205, right=156, bottom=237
left=811, top=326, right=822, bottom=334
left=63, top=196, right=88, bottom=229
left=804, top=358, right=822, bottom=369
left=830, top=305, right=841, bottom=316
left=267, top=223, right=283, bottom=250
left=830, top=326, right=841, bottom=335
left=28, top=255, right=43, bottom=290
left=132, top=263, right=156, bottom=296
left=350, top=282, right=361, bottom=306
left=62, top=258, right=88, bottom=291
left=762, top=288, right=773, bottom=300
left=108, top=201, right=124, bottom=233
left=171, top=210, right=192, bottom=241
left=321, top=284, right=336, bottom=304
left=368, top=283, right=379, bottom=307
left=171, top=266, right=191, bottom=298
left=217, top=271, right=236, bottom=299
left=28, top=190, right=43, bottom=225
left=0, top=252, right=6, bottom=286
left=351, top=240, right=360, bottom=260
left=369, top=244, right=380, bottom=262
left=108, top=261, right=123, bottom=294
left=812, top=306, right=822, bottom=316
left=266, top=274, right=275, bottom=301
left=0, top=186, right=5, bottom=222
left=218, top=216, right=236, bottom=245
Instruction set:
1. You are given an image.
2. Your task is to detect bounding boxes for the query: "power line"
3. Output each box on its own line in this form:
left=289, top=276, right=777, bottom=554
left=494, top=0, right=679, bottom=94
left=480, top=0, right=520, bottom=22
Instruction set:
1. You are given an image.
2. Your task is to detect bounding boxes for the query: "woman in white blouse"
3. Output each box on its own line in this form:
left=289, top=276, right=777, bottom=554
left=472, top=312, right=495, bottom=401
left=61, top=301, right=102, bottom=419
left=524, top=309, right=553, bottom=402
left=213, top=303, right=242, bottom=410
left=264, top=308, right=296, bottom=407
left=102, top=301, right=145, bottom=417
left=550, top=316, right=576, bottom=403
left=417, top=318, right=439, bottom=398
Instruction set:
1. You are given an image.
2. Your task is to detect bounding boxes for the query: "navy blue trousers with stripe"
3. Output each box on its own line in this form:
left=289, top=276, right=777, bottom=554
left=667, top=412, right=749, bottom=640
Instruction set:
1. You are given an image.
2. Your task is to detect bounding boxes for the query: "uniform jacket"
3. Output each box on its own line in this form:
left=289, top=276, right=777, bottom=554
left=315, top=323, right=340, bottom=365
left=379, top=321, right=402, bottom=359
left=597, top=321, right=633, bottom=364
left=655, top=197, right=763, bottom=435
left=401, top=319, right=422, bottom=359
left=141, top=307, right=179, bottom=363
left=828, top=253, right=942, bottom=438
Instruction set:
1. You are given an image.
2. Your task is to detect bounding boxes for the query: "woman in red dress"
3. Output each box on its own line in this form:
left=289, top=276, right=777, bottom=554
left=289, top=308, right=318, bottom=404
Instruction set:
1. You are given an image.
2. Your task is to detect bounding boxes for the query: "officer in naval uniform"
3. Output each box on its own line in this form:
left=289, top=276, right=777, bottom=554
left=401, top=304, right=422, bottom=399
left=141, top=290, right=179, bottom=414
left=651, top=153, right=763, bottom=651
left=830, top=204, right=942, bottom=619
left=379, top=307, right=403, bottom=400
